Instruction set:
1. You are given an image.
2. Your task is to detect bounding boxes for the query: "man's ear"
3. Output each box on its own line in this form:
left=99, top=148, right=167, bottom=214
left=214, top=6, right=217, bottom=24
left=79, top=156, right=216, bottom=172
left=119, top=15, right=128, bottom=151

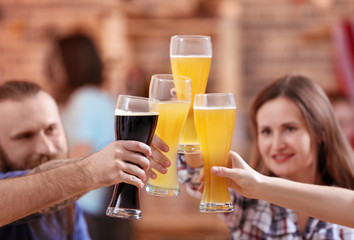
left=0, top=150, right=5, bottom=171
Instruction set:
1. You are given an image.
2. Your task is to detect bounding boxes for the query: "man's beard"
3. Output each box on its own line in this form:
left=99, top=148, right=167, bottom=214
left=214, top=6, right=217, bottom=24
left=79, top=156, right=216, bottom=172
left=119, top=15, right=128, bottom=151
left=0, top=144, right=66, bottom=172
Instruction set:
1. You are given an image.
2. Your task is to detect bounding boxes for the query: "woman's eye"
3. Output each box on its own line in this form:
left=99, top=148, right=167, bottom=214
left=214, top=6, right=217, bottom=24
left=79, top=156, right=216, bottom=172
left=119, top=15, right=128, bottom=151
left=286, top=126, right=296, bottom=132
left=260, top=128, right=271, bottom=135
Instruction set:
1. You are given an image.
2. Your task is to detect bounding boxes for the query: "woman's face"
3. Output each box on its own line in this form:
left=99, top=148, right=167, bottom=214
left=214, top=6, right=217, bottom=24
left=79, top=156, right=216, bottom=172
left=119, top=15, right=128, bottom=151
left=256, top=97, right=318, bottom=183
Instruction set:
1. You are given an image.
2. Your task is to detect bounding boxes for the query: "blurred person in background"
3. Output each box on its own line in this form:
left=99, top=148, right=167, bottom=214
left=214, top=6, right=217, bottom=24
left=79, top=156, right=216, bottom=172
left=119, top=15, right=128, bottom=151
left=327, top=91, right=354, bottom=148
left=45, top=33, right=129, bottom=240
left=46, top=33, right=115, bottom=157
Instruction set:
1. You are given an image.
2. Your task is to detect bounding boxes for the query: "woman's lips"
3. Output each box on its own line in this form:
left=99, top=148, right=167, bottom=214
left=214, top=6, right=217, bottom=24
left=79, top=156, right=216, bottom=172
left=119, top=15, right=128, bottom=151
left=272, top=153, right=293, bottom=163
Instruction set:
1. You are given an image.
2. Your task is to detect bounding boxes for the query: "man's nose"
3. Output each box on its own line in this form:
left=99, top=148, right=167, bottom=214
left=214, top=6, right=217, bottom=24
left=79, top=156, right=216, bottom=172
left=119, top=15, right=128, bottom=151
left=34, top=132, right=57, bottom=156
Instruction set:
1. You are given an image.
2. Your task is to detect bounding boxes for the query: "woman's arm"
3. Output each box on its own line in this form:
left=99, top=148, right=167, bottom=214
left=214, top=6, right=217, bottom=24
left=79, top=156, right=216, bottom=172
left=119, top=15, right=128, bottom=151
left=259, top=175, right=354, bottom=228
left=212, top=151, right=354, bottom=228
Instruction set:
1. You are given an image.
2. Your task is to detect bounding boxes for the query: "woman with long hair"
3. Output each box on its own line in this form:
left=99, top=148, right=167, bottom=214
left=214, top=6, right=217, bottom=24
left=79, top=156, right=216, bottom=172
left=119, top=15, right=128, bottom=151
left=192, top=74, right=354, bottom=239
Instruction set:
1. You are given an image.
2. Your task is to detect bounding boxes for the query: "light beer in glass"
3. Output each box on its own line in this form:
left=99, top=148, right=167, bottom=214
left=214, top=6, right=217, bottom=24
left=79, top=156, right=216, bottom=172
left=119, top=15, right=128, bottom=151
left=146, top=74, right=191, bottom=196
left=170, top=35, right=212, bottom=153
left=194, top=93, right=236, bottom=212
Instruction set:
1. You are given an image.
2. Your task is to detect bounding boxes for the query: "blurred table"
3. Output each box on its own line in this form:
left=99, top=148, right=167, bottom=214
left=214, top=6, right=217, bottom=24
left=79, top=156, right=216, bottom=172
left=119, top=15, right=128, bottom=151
left=132, top=185, right=231, bottom=240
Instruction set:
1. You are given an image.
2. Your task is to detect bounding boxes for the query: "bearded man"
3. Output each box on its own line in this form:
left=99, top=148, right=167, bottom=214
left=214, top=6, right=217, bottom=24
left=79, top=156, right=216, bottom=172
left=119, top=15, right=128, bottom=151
left=0, top=80, right=170, bottom=234
left=0, top=81, right=90, bottom=239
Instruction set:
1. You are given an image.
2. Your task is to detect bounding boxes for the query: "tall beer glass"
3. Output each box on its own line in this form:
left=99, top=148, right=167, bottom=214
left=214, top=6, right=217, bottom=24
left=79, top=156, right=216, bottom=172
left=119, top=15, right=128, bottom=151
left=170, top=35, right=212, bottom=153
left=106, top=95, right=159, bottom=220
left=194, top=93, right=236, bottom=212
left=146, top=74, right=191, bottom=196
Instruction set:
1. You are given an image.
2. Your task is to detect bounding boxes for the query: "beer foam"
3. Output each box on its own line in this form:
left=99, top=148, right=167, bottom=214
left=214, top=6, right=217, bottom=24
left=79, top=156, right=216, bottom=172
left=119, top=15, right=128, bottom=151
left=170, top=55, right=212, bottom=58
left=193, top=106, right=236, bottom=110
left=159, top=100, right=190, bottom=104
left=115, top=109, right=159, bottom=116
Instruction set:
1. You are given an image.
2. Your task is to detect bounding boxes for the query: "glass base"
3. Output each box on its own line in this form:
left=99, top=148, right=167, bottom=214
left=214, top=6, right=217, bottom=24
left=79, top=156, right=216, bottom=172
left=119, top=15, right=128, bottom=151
left=106, top=207, right=142, bottom=220
left=178, top=144, right=200, bottom=154
left=199, top=202, right=234, bottom=213
left=145, top=184, right=179, bottom=196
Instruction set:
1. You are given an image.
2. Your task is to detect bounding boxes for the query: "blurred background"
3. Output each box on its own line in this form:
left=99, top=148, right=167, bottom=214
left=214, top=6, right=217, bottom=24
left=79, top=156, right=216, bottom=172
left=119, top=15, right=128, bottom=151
left=0, top=0, right=353, bottom=239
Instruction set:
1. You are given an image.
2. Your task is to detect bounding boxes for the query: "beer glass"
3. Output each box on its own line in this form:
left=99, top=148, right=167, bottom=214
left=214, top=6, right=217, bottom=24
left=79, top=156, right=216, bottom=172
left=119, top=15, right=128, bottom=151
left=170, top=35, right=212, bottom=153
left=194, top=93, right=236, bottom=212
left=146, top=74, right=192, bottom=196
left=106, top=95, right=159, bottom=220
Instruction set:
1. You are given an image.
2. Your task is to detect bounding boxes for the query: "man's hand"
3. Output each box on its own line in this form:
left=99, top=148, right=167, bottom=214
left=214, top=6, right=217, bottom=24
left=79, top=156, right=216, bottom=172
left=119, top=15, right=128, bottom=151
left=83, top=141, right=151, bottom=189
left=147, top=135, right=171, bottom=179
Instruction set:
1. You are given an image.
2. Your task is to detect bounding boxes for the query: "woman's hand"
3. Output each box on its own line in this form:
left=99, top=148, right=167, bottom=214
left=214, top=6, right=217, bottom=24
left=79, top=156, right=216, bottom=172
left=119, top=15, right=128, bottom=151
left=210, top=151, right=263, bottom=198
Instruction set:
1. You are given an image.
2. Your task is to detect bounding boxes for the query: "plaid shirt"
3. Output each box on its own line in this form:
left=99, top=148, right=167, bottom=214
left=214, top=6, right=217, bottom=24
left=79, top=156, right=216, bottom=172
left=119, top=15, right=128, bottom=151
left=178, top=154, right=354, bottom=240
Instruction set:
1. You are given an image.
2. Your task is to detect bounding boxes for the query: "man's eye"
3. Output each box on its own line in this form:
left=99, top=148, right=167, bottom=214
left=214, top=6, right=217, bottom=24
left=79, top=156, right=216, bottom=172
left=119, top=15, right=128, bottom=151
left=46, top=125, right=56, bottom=135
left=18, top=133, right=33, bottom=140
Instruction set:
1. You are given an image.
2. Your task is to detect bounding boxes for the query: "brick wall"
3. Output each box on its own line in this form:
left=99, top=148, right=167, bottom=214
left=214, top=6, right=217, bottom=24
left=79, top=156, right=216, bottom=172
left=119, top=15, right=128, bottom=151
left=0, top=0, right=127, bottom=96
left=241, top=0, right=354, bottom=108
left=0, top=0, right=353, bottom=153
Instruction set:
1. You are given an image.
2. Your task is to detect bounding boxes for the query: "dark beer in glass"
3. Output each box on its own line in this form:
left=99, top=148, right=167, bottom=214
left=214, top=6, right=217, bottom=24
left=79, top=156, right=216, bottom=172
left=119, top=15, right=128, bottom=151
left=106, top=95, right=159, bottom=220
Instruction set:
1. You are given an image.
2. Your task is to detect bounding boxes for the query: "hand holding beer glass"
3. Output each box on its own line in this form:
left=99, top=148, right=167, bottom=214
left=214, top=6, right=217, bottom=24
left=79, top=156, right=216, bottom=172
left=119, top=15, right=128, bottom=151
left=146, top=74, right=191, bottom=196
left=106, top=95, right=159, bottom=220
left=170, top=35, right=212, bottom=153
left=194, top=93, right=236, bottom=212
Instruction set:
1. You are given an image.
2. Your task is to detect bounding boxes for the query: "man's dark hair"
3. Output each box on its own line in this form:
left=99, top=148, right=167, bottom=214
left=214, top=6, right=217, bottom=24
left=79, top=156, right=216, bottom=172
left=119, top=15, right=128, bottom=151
left=0, top=80, right=42, bottom=102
